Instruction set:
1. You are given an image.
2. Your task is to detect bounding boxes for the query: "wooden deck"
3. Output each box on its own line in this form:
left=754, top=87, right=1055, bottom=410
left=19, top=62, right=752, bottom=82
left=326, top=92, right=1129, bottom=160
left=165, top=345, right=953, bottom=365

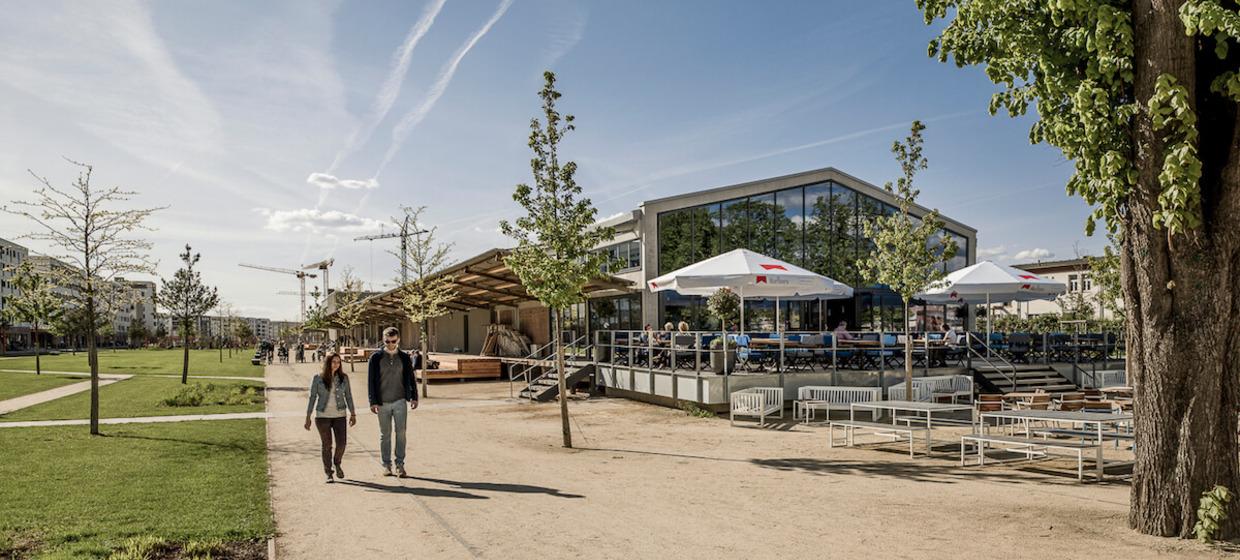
left=415, top=354, right=503, bottom=381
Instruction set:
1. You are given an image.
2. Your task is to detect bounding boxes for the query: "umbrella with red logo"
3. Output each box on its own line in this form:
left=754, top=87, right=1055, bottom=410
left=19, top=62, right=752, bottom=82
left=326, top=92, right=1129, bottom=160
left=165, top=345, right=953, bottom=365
left=648, top=249, right=853, bottom=374
left=916, top=260, right=1067, bottom=352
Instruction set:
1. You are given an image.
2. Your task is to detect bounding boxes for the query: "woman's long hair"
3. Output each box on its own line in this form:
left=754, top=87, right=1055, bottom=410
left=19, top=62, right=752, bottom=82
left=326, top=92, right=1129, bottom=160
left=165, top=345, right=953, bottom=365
left=321, top=352, right=346, bottom=388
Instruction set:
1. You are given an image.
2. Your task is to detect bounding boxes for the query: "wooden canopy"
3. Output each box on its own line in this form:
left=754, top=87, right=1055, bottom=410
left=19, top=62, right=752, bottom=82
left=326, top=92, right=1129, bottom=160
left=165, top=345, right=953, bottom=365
left=349, top=248, right=632, bottom=322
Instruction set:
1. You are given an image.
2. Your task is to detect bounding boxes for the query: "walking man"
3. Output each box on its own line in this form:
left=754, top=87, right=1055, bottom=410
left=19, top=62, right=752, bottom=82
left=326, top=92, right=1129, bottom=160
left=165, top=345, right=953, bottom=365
left=368, top=326, right=418, bottom=477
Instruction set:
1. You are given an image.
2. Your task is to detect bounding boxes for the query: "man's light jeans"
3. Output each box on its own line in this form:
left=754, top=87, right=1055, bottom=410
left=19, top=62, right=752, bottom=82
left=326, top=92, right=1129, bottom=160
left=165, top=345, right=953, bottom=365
left=378, top=400, right=408, bottom=468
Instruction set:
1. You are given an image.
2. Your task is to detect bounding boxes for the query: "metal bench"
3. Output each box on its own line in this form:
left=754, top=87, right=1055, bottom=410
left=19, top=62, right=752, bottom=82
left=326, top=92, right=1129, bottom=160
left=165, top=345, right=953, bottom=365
left=828, top=420, right=930, bottom=458
left=960, top=433, right=1102, bottom=481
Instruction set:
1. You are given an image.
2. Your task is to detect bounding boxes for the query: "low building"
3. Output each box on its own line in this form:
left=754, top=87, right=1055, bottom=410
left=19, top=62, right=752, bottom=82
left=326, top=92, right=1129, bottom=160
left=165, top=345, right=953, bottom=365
left=1008, top=257, right=1120, bottom=320
left=0, top=237, right=31, bottom=349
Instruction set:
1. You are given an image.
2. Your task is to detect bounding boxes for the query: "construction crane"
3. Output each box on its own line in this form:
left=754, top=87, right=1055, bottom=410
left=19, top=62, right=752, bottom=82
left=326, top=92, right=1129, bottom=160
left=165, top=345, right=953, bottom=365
left=238, top=263, right=317, bottom=322
left=354, top=214, right=427, bottom=286
left=303, top=258, right=334, bottom=297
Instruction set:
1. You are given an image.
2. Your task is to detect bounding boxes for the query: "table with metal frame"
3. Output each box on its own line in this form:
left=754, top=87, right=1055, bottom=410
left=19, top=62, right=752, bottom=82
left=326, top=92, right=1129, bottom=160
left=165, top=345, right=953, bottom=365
left=979, top=409, right=1133, bottom=481
left=849, top=400, right=975, bottom=455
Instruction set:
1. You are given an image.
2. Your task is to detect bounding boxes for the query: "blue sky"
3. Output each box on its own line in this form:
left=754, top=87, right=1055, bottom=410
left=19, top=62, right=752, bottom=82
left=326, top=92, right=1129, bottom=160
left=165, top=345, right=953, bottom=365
left=0, top=0, right=1099, bottom=321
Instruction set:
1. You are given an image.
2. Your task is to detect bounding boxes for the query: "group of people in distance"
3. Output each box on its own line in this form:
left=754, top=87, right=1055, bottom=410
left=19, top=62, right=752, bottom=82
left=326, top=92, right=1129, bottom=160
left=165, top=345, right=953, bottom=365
left=303, top=327, right=420, bottom=483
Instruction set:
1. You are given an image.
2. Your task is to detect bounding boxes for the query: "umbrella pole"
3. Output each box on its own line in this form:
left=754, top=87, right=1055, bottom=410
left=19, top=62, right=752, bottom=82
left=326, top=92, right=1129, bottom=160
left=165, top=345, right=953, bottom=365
left=777, top=297, right=784, bottom=374
left=986, top=292, right=992, bottom=358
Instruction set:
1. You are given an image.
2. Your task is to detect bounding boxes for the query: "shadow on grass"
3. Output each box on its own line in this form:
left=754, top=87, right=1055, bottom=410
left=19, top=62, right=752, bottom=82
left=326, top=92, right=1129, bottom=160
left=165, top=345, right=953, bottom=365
left=102, top=432, right=260, bottom=453
left=407, top=476, right=584, bottom=499
left=333, top=479, right=487, bottom=500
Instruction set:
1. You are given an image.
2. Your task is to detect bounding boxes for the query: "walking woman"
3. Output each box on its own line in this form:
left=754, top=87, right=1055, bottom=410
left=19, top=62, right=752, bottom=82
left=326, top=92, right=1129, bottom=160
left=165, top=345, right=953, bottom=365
left=304, top=351, right=356, bottom=483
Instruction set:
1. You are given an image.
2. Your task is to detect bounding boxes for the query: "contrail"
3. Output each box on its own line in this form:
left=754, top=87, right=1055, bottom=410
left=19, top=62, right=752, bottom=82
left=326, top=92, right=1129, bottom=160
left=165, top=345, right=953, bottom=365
left=374, top=0, right=514, bottom=178
left=327, top=0, right=447, bottom=175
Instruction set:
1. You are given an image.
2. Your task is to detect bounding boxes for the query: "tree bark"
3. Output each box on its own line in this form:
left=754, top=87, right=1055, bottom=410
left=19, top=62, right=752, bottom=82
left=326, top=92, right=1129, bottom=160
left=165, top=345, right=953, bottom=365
left=34, top=325, right=41, bottom=375
left=1129, top=0, right=1240, bottom=538
left=553, top=307, right=572, bottom=448
left=87, top=295, right=99, bottom=436
left=420, top=320, right=429, bottom=398
left=181, top=326, right=190, bottom=384
left=904, top=302, right=912, bottom=401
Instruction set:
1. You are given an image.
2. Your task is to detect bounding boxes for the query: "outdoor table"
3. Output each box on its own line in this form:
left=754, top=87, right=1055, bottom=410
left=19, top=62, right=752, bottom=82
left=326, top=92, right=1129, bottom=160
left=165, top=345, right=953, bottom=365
left=979, top=409, right=1133, bottom=481
left=850, top=400, right=975, bottom=455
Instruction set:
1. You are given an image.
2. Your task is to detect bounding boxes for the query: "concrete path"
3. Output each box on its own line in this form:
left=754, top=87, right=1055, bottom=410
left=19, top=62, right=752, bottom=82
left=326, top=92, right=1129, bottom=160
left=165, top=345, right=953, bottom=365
left=0, top=369, right=266, bottom=382
left=0, top=374, right=132, bottom=415
left=0, top=411, right=281, bottom=428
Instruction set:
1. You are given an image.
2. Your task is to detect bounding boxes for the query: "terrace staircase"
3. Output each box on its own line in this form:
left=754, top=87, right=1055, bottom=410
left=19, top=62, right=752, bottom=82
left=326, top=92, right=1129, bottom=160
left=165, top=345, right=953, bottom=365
left=504, top=334, right=597, bottom=402
left=963, top=332, right=1077, bottom=394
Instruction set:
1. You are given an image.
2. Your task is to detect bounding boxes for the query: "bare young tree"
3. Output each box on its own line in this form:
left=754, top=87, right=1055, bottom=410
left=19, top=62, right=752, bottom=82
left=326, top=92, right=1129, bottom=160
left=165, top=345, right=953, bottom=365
left=395, top=206, right=456, bottom=399
left=156, top=245, right=220, bottom=384
left=331, top=267, right=368, bottom=372
left=3, top=159, right=161, bottom=435
left=5, top=261, right=63, bottom=374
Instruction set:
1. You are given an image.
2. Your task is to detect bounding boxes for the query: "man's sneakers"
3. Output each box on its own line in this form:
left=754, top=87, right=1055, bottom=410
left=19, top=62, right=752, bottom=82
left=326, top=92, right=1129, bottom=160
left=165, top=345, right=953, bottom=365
left=382, top=465, right=394, bottom=477
left=325, top=472, right=334, bottom=484
left=396, top=465, right=408, bottom=478
left=334, top=464, right=345, bottom=480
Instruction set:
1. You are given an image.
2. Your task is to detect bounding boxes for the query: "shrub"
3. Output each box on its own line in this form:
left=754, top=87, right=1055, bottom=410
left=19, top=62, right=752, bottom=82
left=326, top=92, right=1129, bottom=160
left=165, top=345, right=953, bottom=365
left=678, top=401, right=716, bottom=418
left=161, top=383, right=263, bottom=408
left=108, top=536, right=168, bottom=560
left=1194, top=485, right=1232, bottom=542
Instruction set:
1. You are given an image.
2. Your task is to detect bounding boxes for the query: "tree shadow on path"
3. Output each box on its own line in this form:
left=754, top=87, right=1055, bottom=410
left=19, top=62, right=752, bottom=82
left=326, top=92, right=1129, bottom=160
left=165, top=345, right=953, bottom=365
left=407, top=476, right=584, bottom=499
left=334, top=479, right=489, bottom=500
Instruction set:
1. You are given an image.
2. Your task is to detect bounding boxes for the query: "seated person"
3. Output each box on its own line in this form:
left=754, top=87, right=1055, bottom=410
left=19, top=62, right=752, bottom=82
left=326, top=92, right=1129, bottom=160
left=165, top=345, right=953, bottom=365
left=943, top=324, right=963, bottom=347
left=833, top=320, right=856, bottom=341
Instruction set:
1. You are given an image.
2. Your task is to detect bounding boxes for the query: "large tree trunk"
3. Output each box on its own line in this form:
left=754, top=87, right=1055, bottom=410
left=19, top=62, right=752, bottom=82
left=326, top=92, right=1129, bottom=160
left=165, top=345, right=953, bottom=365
left=1129, top=0, right=1240, bottom=538
left=904, top=303, right=913, bottom=401
left=87, top=296, right=100, bottom=436
left=553, top=308, right=572, bottom=448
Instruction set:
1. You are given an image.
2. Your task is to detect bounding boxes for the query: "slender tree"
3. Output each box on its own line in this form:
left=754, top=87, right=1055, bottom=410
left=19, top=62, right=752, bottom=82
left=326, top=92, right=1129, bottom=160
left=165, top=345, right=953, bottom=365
left=156, top=245, right=220, bottom=384
left=235, top=321, right=253, bottom=346
left=331, top=267, right=368, bottom=371
left=918, top=0, right=1240, bottom=537
left=501, top=71, right=614, bottom=448
left=858, top=121, right=957, bottom=402
left=8, top=262, right=66, bottom=375
left=3, top=160, right=160, bottom=434
left=1088, top=236, right=1125, bottom=322
left=394, top=206, right=457, bottom=397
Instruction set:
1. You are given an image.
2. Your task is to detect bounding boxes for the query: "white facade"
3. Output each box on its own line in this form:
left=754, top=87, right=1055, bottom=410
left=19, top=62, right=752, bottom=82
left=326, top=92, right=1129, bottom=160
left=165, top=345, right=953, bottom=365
left=0, top=238, right=30, bottom=335
left=1007, top=258, right=1119, bottom=320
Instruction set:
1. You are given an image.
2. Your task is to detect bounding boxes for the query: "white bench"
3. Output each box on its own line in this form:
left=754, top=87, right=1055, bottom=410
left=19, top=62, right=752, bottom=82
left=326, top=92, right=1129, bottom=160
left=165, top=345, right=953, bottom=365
left=793, top=386, right=882, bottom=423
left=960, top=433, right=1101, bottom=481
left=887, top=375, right=974, bottom=403
left=730, top=387, right=784, bottom=426
left=828, top=420, right=930, bottom=458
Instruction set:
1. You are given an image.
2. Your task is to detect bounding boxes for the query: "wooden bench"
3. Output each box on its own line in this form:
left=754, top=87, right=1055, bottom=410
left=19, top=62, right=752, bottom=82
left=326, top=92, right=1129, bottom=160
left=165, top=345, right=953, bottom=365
left=828, top=420, right=930, bottom=458
left=960, top=433, right=1101, bottom=481
left=729, top=387, right=784, bottom=426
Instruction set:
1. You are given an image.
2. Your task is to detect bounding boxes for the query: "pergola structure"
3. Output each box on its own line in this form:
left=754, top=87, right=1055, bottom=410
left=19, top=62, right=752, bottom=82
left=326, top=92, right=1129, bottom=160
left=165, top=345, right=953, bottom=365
left=352, top=248, right=633, bottom=323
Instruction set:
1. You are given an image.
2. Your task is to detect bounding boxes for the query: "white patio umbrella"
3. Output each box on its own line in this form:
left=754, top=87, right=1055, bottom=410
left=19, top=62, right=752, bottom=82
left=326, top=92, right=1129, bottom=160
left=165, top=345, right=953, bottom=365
left=916, top=260, right=1067, bottom=350
left=648, top=248, right=853, bottom=374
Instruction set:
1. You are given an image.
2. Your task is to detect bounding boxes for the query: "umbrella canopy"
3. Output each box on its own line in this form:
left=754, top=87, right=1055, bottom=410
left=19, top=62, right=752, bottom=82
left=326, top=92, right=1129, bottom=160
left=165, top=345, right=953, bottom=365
left=647, top=249, right=853, bottom=299
left=917, top=260, right=1066, bottom=303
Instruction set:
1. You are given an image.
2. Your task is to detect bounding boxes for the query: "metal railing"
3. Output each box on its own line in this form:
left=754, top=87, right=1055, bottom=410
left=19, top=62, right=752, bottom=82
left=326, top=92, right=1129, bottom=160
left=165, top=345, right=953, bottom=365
left=513, top=334, right=591, bottom=402
left=963, top=331, right=1017, bottom=391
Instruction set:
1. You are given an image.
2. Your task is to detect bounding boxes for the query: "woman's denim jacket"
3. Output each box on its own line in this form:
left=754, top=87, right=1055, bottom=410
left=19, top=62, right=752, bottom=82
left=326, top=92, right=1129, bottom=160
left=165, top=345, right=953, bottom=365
left=306, top=374, right=356, bottom=416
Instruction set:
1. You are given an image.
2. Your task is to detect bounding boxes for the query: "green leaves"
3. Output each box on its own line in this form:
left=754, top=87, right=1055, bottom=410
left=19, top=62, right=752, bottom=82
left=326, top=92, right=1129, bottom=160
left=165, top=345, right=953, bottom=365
left=1193, top=485, right=1232, bottom=542
left=501, top=71, right=614, bottom=312
left=394, top=206, right=456, bottom=325
left=706, top=287, right=740, bottom=325
left=859, top=122, right=957, bottom=306
left=155, top=245, right=219, bottom=336
left=1147, top=74, right=1203, bottom=234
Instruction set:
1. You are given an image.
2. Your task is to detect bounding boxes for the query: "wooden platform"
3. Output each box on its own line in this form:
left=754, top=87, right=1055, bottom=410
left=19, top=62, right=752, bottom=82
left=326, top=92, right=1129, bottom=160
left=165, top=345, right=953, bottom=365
left=415, top=354, right=503, bottom=381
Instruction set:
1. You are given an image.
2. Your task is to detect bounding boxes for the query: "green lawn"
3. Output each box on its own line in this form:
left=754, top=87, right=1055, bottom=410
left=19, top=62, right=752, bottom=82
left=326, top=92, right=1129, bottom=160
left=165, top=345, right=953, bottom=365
left=0, top=419, right=273, bottom=558
left=0, top=348, right=265, bottom=378
left=0, top=371, right=84, bottom=402
left=0, top=377, right=265, bottom=422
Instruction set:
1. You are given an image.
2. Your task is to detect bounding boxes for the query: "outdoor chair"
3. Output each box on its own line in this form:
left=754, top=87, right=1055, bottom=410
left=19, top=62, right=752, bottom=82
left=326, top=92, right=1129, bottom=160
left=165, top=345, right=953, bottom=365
left=729, top=387, right=784, bottom=426
left=671, top=334, right=699, bottom=370
left=987, top=332, right=1009, bottom=358
left=733, top=334, right=766, bottom=372
left=1007, top=333, right=1032, bottom=363
left=974, top=394, right=1006, bottom=428
left=1057, top=392, right=1086, bottom=412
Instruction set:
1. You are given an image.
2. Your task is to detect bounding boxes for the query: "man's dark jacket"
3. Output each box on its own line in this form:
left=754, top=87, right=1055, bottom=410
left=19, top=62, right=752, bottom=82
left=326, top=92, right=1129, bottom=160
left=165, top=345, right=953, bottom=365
left=367, top=349, right=420, bottom=406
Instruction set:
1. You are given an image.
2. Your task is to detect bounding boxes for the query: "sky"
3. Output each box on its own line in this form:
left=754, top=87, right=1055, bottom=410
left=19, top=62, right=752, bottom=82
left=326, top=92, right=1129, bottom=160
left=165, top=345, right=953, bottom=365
left=0, top=0, right=1101, bottom=321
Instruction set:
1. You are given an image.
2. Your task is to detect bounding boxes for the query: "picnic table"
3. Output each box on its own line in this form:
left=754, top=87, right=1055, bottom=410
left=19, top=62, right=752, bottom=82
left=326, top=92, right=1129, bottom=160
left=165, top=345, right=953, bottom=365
left=848, top=400, right=975, bottom=455
left=979, top=409, right=1133, bottom=480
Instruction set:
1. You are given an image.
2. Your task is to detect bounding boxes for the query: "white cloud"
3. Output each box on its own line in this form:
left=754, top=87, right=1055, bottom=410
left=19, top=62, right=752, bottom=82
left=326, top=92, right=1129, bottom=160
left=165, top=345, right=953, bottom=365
left=306, top=172, right=378, bottom=190
left=1013, top=248, right=1054, bottom=261
left=375, top=0, right=514, bottom=177
left=259, top=208, right=383, bottom=233
left=976, top=245, right=1006, bottom=259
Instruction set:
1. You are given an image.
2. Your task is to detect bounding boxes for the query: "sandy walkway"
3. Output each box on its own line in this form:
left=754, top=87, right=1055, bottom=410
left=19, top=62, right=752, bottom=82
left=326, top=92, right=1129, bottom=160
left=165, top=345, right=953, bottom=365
left=265, top=361, right=1221, bottom=559
left=0, top=374, right=130, bottom=415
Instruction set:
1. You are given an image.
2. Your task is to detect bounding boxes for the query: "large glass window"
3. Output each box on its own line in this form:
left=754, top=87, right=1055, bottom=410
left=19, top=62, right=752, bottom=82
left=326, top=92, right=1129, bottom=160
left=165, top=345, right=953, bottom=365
left=804, top=183, right=831, bottom=276
left=774, top=187, right=803, bottom=265
left=657, top=209, right=694, bottom=274
left=721, top=198, right=748, bottom=253
left=691, top=204, right=721, bottom=261
left=748, top=193, right=775, bottom=255
left=828, top=185, right=858, bottom=285
left=946, top=231, right=968, bottom=272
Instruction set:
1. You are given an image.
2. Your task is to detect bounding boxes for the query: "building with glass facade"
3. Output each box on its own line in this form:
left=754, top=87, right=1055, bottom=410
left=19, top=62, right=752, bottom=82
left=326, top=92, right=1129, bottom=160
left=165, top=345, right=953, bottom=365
left=586, top=167, right=976, bottom=335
